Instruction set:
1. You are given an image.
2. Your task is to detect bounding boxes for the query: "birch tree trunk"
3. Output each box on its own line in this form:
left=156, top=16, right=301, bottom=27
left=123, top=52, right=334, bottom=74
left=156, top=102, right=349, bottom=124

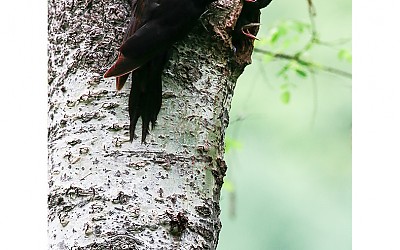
left=48, top=0, right=253, bottom=249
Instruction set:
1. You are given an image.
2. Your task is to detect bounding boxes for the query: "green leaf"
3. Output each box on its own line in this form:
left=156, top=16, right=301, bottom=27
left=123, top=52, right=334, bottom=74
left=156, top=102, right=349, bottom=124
left=281, top=91, right=291, bottom=104
left=338, top=49, right=352, bottom=63
left=295, top=68, right=307, bottom=78
left=268, top=24, right=288, bottom=45
left=269, top=28, right=281, bottom=44
left=277, top=65, right=290, bottom=78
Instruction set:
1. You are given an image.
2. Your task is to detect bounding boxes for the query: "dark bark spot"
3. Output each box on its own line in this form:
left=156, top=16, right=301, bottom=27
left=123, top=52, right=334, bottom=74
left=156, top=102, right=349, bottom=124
left=166, top=211, right=189, bottom=237
left=195, top=205, right=212, bottom=217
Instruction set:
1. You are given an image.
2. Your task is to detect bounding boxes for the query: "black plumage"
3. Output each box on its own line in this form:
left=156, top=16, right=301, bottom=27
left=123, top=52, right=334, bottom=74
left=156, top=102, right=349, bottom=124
left=128, top=52, right=170, bottom=142
left=104, top=0, right=217, bottom=142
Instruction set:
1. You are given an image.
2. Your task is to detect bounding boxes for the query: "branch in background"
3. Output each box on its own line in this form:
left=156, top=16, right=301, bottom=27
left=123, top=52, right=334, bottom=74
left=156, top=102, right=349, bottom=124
left=254, top=0, right=351, bottom=80
left=253, top=48, right=352, bottom=79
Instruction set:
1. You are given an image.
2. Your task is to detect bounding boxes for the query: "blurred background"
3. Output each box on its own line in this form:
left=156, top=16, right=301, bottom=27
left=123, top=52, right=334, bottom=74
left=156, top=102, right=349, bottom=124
left=218, top=0, right=351, bottom=249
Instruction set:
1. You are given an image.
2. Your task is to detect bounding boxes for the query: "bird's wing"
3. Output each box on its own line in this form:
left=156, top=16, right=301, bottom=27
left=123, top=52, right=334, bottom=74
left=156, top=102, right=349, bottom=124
left=105, top=0, right=162, bottom=78
left=105, top=0, right=201, bottom=78
left=109, top=0, right=157, bottom=87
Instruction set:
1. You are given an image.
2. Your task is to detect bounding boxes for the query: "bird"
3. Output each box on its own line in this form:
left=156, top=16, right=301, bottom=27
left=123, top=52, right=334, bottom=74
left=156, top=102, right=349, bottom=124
left=104, top=0, right=217, bottom=142
left=232, top=0, right=273, bottom=50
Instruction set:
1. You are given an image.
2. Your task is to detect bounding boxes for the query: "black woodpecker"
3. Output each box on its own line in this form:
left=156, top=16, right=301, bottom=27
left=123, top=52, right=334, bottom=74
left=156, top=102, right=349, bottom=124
left=104, top=0, right=217, bottom=142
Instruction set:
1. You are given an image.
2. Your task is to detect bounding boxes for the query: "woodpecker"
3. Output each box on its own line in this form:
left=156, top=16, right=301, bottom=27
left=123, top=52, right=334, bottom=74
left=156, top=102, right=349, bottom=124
left=104, top=0, right=217, bottom=142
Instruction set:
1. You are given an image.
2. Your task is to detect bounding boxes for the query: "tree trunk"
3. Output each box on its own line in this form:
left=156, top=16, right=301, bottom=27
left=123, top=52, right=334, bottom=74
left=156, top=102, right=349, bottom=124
left=48, top=0, right=251, bottom=249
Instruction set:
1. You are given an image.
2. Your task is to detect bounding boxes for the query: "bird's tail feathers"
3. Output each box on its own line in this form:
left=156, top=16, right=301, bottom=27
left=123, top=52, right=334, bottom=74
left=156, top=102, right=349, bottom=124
left=128, top=69, right=162, bottom=143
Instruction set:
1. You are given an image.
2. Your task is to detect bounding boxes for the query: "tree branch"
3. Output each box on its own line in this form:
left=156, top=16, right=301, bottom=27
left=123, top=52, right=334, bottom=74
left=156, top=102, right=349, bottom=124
left=253, top=47, right=352, bottom=79
left=253, top=0, right=351, bottom=80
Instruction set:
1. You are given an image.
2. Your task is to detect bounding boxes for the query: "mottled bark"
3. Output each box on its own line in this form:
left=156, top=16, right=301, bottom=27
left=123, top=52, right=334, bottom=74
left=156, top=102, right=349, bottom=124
left=48, top=0, right=252, bottom=249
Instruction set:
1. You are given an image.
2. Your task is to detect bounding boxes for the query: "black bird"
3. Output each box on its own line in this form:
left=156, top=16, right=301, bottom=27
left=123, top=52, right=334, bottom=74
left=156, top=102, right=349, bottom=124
left=232, top=0, right=273, bottom=50
left=128, top=52, right=170, bottom=142
left=104, top=0, right=217, bottom=142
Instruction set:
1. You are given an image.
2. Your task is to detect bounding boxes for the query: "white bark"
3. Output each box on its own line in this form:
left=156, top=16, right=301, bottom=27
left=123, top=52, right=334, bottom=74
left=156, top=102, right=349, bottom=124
left=48, top=0, right=250, bottom=249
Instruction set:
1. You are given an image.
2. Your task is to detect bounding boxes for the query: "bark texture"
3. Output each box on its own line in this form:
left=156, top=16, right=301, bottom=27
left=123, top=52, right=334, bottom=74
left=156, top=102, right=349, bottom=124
left=48, top=0, right=253, bottom=249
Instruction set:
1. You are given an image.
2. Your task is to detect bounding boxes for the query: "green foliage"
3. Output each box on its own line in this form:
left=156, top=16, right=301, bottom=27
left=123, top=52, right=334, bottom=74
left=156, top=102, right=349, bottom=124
left=280, top=91, right=291, bottom=104
left=220, top=1, right=351, bottom=249
left=264, top=20, right=311, bottom=50
left=253, top=17, right=351, bottom=104
left=338, top=49, right=352, bottom=63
